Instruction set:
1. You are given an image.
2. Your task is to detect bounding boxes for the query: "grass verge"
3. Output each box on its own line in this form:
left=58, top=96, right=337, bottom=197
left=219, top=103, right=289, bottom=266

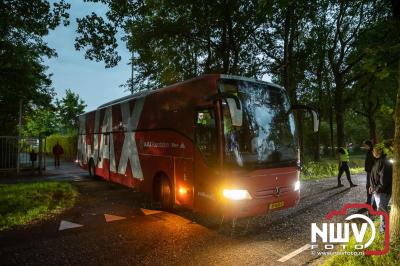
left=301, top=155, right=365, bottom=180
left=322, top=222, right=400, bottom=265
left=0, top=181, right=77, bottom=231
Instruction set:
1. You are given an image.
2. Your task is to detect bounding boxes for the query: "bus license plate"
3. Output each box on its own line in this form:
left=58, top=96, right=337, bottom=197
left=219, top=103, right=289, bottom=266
left=269, top=201, right=284, bottom=210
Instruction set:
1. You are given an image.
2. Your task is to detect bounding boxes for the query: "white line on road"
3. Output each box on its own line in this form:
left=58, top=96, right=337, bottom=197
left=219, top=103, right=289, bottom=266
left=140, top=208, right=163, bottom=215
left=59, top=220, right=83, bottom=231
left=104, top=214, right=126, bottom=222
left=277, top=244, right=311, bottom=263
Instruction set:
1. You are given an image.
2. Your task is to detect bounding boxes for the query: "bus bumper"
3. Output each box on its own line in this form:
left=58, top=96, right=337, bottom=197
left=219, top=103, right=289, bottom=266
left=219, top=191, right=300, bottom=219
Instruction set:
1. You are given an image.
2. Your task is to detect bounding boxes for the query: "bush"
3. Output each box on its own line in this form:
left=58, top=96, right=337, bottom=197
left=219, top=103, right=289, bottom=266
left=301, top=155, right=365, bottom=180
left=45, top=133, right=77, bottom=161
left=322, top=223, right=400, bottom=265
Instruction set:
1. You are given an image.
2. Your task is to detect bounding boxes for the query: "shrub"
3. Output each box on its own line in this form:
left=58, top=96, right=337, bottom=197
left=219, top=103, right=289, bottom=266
left=322, top=223, right=400, bottom=265
left=45, top=133, right=77, bottom=161
left=301, top=155, right=365, bottom=180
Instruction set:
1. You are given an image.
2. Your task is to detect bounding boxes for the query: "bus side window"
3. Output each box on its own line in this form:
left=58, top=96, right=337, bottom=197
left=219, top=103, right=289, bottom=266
left=195, top=109, right=217, bottom=165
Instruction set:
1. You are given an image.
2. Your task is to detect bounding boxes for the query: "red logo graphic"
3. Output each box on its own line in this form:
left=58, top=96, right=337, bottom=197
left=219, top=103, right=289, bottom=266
left=325, top=203, right=390, bottom=256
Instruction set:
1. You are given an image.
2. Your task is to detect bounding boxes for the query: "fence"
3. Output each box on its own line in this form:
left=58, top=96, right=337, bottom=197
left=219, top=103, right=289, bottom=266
left=0, top=136, right=44, bottom=174
left=0, top=136, right=18, bottom=171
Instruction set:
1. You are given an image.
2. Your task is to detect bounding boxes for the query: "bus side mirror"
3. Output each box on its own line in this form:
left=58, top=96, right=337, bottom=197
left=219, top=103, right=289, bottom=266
left=290, top=105, right=319, bottom=133
left=311, top=109, right=319, bottom=133
left=205, top=92, right=243, bottom=127
left=226, top=98, right=243, bottom=127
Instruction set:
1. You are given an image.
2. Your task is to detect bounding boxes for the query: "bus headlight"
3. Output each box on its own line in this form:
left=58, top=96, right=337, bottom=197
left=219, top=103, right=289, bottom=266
left=222, top=189, right=252, bottom=200
left=294, top=181, right=300, bottom=191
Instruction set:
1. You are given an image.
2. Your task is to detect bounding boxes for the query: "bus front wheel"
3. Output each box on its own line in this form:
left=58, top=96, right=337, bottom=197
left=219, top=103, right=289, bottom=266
left=88, top=159, right=96, bottom=178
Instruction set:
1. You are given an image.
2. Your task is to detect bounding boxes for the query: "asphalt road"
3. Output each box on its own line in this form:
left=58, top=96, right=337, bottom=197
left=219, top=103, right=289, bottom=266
left=0, top=167, right=368, bottom=266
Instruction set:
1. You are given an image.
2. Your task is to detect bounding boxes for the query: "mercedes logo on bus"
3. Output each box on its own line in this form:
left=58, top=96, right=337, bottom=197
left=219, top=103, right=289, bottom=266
left=274, top=186, right=281, bottom=196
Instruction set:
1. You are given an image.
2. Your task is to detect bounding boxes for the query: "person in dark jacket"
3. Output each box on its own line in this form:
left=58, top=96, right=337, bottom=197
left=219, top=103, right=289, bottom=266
left=53, top=142, right=64, bottom=168
left=363, top=140, right=375, bottom=206
left=369, top=146, right=392, bottom=233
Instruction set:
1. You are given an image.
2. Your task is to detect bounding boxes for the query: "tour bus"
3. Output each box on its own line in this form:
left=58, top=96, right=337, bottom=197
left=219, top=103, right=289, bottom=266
left=77, top=74, right=318, bottom=218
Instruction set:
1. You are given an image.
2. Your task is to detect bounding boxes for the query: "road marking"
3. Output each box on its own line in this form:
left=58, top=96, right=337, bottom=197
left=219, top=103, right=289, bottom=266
left=278, top=244, right=311, bottom=263
left=140, top=208, right=162, bottom=215
left=59, top=220, right=83, bottom=231
left=104, top=214, right=126, bottom=222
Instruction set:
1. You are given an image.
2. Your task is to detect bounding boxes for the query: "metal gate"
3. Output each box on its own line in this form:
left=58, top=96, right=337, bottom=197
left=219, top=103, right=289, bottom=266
left=0, top=136, right=43, bottom=173
left=0, top=136, right=18, bottom=172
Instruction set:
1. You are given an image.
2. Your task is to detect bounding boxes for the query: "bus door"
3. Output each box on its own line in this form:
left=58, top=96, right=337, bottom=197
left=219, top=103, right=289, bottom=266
left=193, top=107, right=219, bottom=213
left=98, top=132, right=111, bottom=180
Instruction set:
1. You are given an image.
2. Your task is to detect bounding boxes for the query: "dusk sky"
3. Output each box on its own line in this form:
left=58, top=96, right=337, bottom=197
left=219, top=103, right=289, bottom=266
left=43, top=1, right=131, bottom=112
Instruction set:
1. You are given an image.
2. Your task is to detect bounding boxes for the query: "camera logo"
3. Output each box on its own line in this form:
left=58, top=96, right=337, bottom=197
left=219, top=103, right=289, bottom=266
left=310, top=203, right=389, bottom=256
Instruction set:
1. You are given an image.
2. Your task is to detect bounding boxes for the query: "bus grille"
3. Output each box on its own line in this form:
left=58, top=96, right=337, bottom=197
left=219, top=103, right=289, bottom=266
left=253, top=186, right=292, bottom=199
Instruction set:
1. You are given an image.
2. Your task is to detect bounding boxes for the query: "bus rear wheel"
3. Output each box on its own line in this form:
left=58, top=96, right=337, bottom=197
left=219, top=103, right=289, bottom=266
left=159, top=177, right=173, bottom=210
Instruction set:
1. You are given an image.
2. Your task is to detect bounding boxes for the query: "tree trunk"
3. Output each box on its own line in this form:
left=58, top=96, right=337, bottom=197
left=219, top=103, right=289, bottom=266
left=367, top=114, right=377, bottom=144
left=334, top=78, right=345, bottom=148
left=221, top=0, right=231, bottom=73
left=314, top=122, right=321, bottom=161
left=296, top=112, right=304, bottom=157
left=329, top=105, right=335, bottom=157
left=390, top=59, right=400, bottom=244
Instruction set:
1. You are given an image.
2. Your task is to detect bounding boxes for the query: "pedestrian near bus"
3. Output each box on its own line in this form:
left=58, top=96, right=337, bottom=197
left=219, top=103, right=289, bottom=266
left=363, top=140, right=375, bottom=206
left=337, top=147, right=357, bottom=187
left=369, top=146, right=392, bottom=233
left=52, top=142, right=64, bottom=168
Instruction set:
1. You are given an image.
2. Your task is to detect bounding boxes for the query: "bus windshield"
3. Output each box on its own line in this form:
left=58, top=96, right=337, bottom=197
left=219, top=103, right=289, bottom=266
left=220, top=79, right=297, bottom=170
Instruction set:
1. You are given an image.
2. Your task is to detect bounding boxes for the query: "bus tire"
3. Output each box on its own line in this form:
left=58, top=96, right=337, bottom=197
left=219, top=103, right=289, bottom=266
left=88, top=159, right=96, bottom=178
left=159, top=176, right=173, bottom=210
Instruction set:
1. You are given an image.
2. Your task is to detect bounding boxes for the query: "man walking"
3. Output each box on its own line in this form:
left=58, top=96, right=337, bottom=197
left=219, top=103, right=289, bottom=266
left=52, top=142, right=64, bottom=168
left=337, top=147, right=357, bottom=187
left=363, top=140, right=375, bottom=206
left=369, top=145, right=392, bottom=233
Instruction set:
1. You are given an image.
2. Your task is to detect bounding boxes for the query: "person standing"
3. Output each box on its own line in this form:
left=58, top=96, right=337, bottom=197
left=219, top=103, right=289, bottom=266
left=52, top=142, right=64, bottom=168
left=337, top=147, right=357, bottom=187
left=363, top=140, right=375, bottom=206
left=369, top=146, right=392, bottom=233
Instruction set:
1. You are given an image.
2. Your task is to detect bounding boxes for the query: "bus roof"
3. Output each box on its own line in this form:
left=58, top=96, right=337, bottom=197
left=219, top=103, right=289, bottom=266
left=82, top=74, right=283, bottom=115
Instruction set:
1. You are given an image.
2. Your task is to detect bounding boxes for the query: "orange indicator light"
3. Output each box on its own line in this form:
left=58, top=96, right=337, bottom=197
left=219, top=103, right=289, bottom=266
left=179, top=187, right=188, bottom=195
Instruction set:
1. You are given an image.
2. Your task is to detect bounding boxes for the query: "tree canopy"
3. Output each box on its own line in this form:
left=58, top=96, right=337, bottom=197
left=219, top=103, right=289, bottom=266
left=74, top=0, right=398, bottom=152
left=0, top=0, right=70, bottom=135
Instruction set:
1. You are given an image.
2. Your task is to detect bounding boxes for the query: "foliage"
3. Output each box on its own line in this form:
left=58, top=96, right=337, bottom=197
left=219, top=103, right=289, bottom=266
left=22, top=107, right=58, bottom=137
left=75, top=0, right=273, bottom=92
left=301, top=155, right=365, bottom=180
left=45, top=133, right=77, bottom=160
left=322, top=222, right=400, bottom=266
left=0, top=0, right=70, bottom=135
left=374, top=140, right=394, bottom=158
left=21, top=89, right=87, bottom=136
left=0, top=181, right=77, bottom=231
left=74, top=1, right=398, bottom=160
left=55, top=89, right=86, bottom=132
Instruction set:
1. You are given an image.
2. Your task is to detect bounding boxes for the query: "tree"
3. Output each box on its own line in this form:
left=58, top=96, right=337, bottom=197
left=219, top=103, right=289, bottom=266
left=0, top=0, right=70, bottom=135
left=75, top=0, right=271, bottom=92
left=326, top=0, right=388, bottom=147
left=22, top=106, right=58, bottom=137
left=56, top=89, right=86, bottom=132
left=389, top=0, right=400, bottom=246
